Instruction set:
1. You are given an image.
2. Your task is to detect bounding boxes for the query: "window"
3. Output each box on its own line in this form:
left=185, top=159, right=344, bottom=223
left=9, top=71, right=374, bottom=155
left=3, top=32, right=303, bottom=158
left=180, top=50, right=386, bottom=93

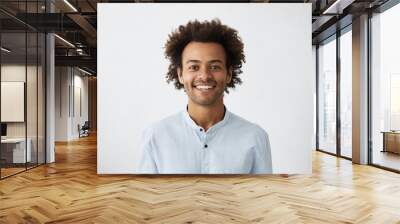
left=318, top=36, right=337, bottom=154
left=339, top=28, right=352, bottom=158
left=371, top=3, right=400, bottom=171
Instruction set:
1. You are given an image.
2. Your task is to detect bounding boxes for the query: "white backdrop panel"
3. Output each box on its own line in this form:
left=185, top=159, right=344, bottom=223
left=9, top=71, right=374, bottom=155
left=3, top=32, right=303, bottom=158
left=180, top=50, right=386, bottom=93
left=98, top=3, right=313, bottom=174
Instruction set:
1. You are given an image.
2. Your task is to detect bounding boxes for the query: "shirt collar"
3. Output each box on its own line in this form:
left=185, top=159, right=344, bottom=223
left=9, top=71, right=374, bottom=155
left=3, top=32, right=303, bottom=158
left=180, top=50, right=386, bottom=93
left=182, top=105, right=231, bottom=134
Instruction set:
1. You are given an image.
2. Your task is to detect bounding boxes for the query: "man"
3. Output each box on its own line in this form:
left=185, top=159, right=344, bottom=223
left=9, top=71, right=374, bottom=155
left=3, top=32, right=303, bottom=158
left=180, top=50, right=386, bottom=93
left=138, top=19, right=272, bottom=174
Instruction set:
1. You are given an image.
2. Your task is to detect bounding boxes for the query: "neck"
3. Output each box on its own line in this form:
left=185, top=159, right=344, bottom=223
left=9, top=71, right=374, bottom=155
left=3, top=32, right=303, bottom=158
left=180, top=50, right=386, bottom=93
left=187, top=101, right=225, bottom=132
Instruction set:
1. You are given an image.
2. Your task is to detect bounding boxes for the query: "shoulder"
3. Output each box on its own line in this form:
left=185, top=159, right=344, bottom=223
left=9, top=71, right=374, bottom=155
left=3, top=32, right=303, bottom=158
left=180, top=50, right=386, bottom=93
left=228, top=112, right=271, bottom=159
left=142, top=111, right=184, bottom=137
left=228, top=112, right=269, bottom=138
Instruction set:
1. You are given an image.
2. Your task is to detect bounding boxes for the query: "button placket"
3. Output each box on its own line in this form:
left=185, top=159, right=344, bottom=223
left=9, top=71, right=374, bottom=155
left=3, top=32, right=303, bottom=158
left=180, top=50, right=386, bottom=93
left=203, top=133, right=210, bottom=173
left=203, top=132, right=209, bottom=149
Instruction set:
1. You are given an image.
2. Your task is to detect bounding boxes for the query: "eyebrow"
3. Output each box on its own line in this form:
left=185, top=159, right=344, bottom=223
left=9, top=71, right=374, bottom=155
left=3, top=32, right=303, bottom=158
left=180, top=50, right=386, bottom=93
left=185, top=59, right=224, bottom=64
left=185, top=60, right=201, bottom=64
left=208, top=60, right=224, bottom=64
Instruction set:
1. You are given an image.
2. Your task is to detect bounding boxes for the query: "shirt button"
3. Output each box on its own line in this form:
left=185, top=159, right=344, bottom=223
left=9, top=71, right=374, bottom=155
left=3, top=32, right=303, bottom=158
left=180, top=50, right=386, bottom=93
left=204, top=144, right=208, bottom=148
left=200, top=128, right=203, bottom=132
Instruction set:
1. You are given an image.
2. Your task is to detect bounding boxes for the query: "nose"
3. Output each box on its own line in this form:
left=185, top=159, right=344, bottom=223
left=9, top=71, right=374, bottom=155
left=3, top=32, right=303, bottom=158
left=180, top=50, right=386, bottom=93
left=197, top=66, right=212, bottom=81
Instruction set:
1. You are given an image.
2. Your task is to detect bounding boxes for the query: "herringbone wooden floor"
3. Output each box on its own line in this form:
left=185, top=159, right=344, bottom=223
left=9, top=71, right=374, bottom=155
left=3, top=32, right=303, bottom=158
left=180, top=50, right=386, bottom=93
left=1, top=134, right=400, bottom=223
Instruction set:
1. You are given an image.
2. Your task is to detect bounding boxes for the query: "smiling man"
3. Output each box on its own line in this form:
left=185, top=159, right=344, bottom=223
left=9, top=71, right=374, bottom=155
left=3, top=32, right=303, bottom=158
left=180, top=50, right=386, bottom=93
left=138, top=19, right=272, bottom=174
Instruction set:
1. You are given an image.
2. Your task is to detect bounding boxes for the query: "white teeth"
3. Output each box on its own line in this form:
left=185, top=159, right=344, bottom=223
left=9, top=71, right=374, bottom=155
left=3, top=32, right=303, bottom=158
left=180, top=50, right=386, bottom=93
left=196, top=85, right=213, bottom=90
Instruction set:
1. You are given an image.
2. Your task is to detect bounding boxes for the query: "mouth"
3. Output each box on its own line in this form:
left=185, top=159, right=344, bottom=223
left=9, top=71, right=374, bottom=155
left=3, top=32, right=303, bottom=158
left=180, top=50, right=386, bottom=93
left=193, top=84, right=216, bottom=92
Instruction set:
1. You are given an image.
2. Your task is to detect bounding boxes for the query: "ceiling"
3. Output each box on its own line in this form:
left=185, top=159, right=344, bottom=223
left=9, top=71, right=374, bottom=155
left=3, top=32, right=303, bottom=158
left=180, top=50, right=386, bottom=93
left=0, top=0, right=393, bottom=75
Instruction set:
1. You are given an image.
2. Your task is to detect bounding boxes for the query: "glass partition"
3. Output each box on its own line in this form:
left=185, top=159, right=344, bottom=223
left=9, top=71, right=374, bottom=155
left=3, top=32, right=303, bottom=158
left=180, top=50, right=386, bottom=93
left=0, top=31, right=28, bottom=177
left=26, top=0, right=39, bottom=170
left=318, top=36, right=337, bottom=155
left=0, top=1, right=46, bottom=179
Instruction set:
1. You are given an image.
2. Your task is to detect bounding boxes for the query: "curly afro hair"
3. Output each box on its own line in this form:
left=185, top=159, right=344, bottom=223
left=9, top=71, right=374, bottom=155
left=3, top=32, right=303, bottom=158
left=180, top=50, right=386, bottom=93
left=164, top=19, right=245, bottom=93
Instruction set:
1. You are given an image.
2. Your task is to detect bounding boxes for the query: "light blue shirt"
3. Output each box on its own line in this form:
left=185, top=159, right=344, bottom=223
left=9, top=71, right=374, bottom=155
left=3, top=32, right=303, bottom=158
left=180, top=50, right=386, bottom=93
left=137, top=108, right=272, bottom=174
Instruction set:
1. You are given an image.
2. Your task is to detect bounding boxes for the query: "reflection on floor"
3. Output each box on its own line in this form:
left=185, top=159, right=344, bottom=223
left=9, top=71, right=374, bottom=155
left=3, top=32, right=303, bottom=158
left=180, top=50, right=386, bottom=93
left=373, top=150, right=400, bottom=171
left=0, top=162, right=42, bottom=178
left=0, top=167, right=25, bottom=177
left=341, top=147, right=352, bottom=158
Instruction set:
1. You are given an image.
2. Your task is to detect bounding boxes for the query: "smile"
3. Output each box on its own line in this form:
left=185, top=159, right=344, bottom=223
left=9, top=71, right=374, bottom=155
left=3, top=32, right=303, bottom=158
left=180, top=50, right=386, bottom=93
left=194, top=85, right=216, bottom=91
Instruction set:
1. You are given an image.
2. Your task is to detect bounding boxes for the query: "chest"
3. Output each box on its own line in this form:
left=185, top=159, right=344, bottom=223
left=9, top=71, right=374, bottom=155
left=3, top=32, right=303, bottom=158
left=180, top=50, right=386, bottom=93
left=152, top=131, right=256, bottom=173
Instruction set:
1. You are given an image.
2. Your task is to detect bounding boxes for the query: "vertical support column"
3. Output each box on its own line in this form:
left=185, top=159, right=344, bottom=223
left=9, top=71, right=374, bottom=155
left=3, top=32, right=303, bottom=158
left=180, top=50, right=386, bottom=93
left=46, top=0, right=55, bottom=163
left=336, top=30, right=341, bottom=156
left=352, top=14, right=369, bottom=164
left=314, top=45, right=319, bottom=150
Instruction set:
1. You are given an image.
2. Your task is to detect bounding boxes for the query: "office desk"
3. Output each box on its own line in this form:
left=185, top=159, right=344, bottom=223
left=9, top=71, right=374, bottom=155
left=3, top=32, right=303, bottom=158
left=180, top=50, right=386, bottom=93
left=1, top=138, right=32, bottom=163
left=382, top=131, right=400, bottom=154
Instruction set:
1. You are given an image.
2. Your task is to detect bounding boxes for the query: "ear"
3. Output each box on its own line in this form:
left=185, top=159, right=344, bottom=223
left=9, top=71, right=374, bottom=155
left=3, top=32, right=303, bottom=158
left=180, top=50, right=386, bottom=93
left=177, top=67, right=184, bottom=84
left=227, top=67, right=233, bottom=84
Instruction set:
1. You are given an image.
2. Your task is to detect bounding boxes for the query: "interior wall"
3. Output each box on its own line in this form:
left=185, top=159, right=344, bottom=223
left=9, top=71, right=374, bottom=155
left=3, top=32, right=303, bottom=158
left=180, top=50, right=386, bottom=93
left=55, top=66, right=70, bottom=141
left=55, top=66, right=89, bottom=141
left=1, top=64, right=40, bottom=139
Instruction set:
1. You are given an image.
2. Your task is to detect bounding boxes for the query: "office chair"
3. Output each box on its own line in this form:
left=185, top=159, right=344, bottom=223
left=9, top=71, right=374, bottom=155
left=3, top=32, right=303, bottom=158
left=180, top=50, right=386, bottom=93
left=79, top=121, right=90, bottom=138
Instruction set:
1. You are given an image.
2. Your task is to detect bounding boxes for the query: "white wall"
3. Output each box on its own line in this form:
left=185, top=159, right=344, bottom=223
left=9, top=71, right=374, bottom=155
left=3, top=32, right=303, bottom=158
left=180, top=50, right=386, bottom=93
left=1, top=82, right=24, bottom=122
left=1, top=65, right=40, bottom=138
left=55, top=66, right=69, bottom=141
left=55, top=67, right=89, bottom=141
left=98, top=3, right=313, bottom=174
left=1, top=65, right=26, bottom=125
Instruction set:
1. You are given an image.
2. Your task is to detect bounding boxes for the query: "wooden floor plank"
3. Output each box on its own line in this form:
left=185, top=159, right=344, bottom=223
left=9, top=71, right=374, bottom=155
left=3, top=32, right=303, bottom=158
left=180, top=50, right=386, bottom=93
left=0, top=134, right=400, bottom=223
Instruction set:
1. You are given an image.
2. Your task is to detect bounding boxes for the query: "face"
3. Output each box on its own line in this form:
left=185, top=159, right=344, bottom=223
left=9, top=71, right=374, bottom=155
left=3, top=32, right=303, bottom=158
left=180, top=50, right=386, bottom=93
left=178, top=41, right=232, bottom=107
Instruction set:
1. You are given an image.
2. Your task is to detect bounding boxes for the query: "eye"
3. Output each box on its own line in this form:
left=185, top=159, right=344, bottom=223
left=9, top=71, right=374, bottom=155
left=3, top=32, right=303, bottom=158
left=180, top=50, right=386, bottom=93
left=210, top=65, right=222, bottom=71
left=188, top=65, right=199, bottom=71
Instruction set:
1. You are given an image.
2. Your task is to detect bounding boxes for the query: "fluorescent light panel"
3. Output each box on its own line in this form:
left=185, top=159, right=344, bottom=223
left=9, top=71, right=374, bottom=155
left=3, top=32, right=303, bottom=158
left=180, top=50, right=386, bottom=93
left=323, top=0, right=342, bottom=14
left=54, top=34, right=75, bottom=48
left=1, top=47, right=11, bottom=53
left=63, top=0, right=78, bottom=12
left=78, top=67, right=93, bottom=76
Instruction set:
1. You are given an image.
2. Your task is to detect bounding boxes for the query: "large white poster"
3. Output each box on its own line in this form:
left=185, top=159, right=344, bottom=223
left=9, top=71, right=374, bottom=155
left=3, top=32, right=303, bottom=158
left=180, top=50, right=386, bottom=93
left=98, top=3, right=313, bottom=174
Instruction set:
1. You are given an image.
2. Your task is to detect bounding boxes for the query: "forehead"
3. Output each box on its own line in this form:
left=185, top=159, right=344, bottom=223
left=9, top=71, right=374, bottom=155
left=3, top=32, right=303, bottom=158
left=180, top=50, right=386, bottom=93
left=181, top=41, right=226, bottom=63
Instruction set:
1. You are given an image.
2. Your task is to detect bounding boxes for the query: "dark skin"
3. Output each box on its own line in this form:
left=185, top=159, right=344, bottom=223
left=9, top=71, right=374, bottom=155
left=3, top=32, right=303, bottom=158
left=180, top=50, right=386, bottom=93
left=177, top=41, right=232, bottom=132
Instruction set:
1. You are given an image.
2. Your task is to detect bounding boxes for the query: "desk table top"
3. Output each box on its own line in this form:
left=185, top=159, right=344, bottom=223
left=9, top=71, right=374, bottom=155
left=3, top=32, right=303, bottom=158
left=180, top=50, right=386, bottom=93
left=1, top=138, right=28, bottom=143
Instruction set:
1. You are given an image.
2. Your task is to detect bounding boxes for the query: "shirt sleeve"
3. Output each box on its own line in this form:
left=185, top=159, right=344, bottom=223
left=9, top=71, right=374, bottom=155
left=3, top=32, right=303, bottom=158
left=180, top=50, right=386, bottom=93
left=137, top=128, right=158, bottom=174
left=251, top=128, right=273, bottom=174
